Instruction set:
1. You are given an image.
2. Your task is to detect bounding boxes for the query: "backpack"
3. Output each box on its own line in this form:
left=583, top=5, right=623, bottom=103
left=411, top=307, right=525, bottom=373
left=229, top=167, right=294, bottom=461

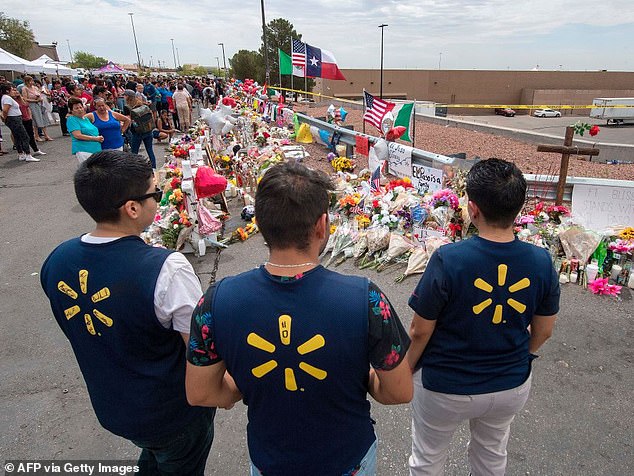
left=130, top=105, right=155, bottom=134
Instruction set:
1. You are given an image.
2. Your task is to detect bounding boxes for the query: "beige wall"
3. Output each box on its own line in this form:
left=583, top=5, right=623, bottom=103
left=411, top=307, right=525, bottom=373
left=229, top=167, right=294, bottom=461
left=316, top=70, right=634, bottom=116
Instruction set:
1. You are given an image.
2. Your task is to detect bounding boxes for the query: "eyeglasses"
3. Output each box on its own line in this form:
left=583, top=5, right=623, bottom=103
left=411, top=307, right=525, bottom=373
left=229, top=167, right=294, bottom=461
left=114, top=188, right=162, bottom=208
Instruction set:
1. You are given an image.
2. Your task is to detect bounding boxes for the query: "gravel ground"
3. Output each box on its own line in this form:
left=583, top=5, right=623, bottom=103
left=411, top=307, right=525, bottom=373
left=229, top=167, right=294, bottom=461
left=293, top=106, right=634, bottom=180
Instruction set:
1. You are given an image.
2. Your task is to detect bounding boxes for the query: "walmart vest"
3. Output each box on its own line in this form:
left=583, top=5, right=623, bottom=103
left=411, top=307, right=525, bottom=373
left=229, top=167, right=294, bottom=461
left=40, top=236, right=206, bottom=440
left=212, top=266, right=376, bottom=475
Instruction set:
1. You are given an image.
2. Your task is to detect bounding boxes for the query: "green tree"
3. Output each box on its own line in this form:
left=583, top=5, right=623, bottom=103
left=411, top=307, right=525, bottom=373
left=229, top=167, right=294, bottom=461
left=0, top=13, right=35, bottom=58
left=229, top=49, right=264, bottom=83
left=72, top=51, right=108, bottom=70
left=259, top=18, right=314, bottom=92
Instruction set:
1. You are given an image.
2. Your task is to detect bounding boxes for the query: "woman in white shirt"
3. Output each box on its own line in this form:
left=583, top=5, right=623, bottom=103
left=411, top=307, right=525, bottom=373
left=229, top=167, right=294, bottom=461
left=0, top=84, right=39, bottom=162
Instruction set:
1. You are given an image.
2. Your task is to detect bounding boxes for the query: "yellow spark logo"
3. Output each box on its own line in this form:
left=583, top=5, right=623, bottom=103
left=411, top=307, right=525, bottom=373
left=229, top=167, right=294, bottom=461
left=247, top=314, right=327, bottom=391
left=473, top=264, right=530, bottom=324
left=57, top=270, right=113, bottom=336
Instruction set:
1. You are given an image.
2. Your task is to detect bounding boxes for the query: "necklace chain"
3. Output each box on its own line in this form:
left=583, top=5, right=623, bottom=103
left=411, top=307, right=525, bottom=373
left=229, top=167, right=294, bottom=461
left=264, top=261, right=317, bottom=268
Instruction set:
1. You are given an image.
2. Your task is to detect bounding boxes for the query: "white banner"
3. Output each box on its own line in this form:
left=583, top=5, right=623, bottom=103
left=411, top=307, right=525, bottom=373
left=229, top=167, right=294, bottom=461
left=387, top=142, right=413, bottom=178
left=412, top=224, right=447, bottom=245
left=572, top=184, right=634, bottom=231
left=411, top=163, right=443, bottom=195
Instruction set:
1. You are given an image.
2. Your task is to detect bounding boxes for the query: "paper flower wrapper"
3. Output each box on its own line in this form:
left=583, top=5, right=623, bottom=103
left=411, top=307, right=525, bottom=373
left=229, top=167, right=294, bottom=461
left=325, top=224, right=355, bottom=267
left=360, top=226, right=391, bottom=267
left=395, top=247, right=429, bottom=282
left=376, top=234, right=415, bottom=272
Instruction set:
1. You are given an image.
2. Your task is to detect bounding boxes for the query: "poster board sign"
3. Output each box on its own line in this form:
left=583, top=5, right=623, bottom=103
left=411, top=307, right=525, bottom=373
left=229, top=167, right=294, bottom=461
left=387, top=142, right=413, bottom=178
left=411, top=163, right=443, bottom=195
left=412, top=224, right=447, bottom=245
left=572, top=184, right=634, bottom=231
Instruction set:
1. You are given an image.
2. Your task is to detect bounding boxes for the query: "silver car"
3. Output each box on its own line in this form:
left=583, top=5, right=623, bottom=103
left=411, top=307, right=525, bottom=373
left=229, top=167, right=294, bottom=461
left=533, top=108, right=562, bottom=118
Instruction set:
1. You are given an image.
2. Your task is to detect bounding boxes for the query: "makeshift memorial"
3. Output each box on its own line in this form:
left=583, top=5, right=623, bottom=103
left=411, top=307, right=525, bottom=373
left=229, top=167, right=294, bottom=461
left=375, top=233, right=415, bottom=272
left=325, top=223, right=356, bottom=267
left=394, top=247, right=429, bottom=283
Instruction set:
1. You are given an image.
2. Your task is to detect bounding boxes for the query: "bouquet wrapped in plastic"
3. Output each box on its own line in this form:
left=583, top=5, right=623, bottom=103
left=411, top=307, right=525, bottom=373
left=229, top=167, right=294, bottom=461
left=395, top=247, right=429, bottom=282
left=325, top=223, right=355, bottom=267
left=360, top=225, right=390, bottom=267
left=376, top=233, right=415, bottom=272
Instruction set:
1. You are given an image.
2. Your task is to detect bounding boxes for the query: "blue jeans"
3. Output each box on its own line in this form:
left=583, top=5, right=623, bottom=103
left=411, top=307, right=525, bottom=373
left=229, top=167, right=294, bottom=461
left=130, top=130, right=157, bottom=168
left=131, top=407, right=215, bottom=476
left=250, top=439, right=377, bottom=476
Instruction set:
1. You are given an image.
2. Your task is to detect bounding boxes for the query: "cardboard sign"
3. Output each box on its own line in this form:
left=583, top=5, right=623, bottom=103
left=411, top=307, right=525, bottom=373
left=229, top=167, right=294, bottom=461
left=572, top=184, right=634, bottom=231
left=387, top=142, right=413, bottom=178
left=411, top=163, right=443, bottom=195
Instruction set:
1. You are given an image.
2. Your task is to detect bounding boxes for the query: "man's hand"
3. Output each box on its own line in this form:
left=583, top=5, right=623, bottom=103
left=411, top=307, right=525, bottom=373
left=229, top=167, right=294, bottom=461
left=406, top=314, right=436, bottom=372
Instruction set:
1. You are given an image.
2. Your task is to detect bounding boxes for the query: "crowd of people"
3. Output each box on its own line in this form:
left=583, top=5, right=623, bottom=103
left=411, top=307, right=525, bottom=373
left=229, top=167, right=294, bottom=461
left=0, top=73, right=225, bottom=166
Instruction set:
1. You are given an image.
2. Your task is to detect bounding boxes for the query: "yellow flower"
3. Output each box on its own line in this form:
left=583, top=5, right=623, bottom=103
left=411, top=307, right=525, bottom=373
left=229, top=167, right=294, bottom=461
left=330, top=225, right=337, bottom=235
left=619, top=227, right=634, bottom=240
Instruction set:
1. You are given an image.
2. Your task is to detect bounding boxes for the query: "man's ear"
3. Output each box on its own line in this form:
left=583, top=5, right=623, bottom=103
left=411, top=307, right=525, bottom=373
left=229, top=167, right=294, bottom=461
left=467, top=200, right=479, bottom=221
left=315, top=213, right=328, bottom=240
left=121, top=201, right=141, bottom=220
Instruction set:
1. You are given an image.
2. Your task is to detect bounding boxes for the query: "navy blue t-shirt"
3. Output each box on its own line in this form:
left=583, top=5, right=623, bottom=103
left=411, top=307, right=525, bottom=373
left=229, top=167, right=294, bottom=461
left=409, top=236, right=560, bottom=395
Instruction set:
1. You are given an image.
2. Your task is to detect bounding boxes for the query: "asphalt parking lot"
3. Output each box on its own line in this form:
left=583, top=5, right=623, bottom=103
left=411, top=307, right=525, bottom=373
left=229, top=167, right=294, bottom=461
left=454, top=113, right=634, bottom=145
left=0, top=122, right=632, bottom=475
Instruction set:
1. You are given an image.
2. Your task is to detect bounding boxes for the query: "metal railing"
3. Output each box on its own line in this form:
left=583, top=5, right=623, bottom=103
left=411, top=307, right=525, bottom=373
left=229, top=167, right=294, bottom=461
left=295, top=113, right=634, bottom=202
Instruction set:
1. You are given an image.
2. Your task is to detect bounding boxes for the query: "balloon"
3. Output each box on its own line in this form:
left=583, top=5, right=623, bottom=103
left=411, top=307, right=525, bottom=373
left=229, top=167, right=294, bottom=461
left=195, top=167, right=227, bottom=198
left=385, top=126, right=406, bottom=141
left=339, top=107, right=348, bottom=122
left=319, top=129, right=332, bottom=145
left=222, top=97, right=237, bottom=108
left=327, top=104, right=335, bottom=116
left=309, top=126, right=323, bottom=144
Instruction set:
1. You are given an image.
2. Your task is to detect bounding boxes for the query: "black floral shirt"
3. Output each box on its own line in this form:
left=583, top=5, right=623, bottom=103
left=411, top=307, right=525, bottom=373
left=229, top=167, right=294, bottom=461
left=187, top=270, right=410, bottom=371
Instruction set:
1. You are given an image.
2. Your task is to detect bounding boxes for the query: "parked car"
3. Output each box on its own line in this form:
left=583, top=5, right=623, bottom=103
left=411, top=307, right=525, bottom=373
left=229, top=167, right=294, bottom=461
left=495, top=107, right=516, bottom=117
left=533, top=108, right=561, bottom=117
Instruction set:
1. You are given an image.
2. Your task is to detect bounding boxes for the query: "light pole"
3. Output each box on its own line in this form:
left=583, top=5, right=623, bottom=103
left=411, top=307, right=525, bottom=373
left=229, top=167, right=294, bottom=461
left=170, top=39, right=177, bottom=70
left=378, top=24, right=388, bottom=99
left=176, top=47, right=181, bottom=68
left=66, top=39, right=73, bottom=62
left=215, top=56, right=221, bottom=76
left=128, top=13, right=142, bottom=70
left=218, top=43, right=227, bottom=80
left=260, top=0, right=270, bottom=85
left=439, top=52, right=442, bottom=70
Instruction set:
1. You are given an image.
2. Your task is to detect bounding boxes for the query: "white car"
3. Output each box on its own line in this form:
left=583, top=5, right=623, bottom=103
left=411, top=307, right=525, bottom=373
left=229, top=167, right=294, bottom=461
left=533, top=108, right=561, bottom=118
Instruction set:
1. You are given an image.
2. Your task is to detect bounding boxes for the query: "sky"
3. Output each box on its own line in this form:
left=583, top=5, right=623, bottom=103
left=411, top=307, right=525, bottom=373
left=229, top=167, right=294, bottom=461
left=17, top=0, right=634, bottom=71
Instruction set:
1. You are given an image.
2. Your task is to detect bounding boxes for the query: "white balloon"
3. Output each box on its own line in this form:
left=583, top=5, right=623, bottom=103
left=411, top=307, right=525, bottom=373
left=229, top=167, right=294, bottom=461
left=309, top=126, right=323, bottom=145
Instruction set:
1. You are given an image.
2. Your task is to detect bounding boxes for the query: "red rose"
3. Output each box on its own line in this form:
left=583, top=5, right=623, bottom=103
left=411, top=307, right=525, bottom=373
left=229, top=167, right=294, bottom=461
left=372, top=200, right=380, bottom=208
left=589, top=125, right=600, bottom=136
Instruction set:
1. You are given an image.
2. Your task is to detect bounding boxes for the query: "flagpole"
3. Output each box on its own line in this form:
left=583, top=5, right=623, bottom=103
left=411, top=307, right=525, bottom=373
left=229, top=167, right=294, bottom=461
left=412, top=99, right=416, bottom=145
left=290, top=38, right=294, bottom=99
left=278, top=60, right=282, bottom=88
left=362, top=88, right=366, bottom=135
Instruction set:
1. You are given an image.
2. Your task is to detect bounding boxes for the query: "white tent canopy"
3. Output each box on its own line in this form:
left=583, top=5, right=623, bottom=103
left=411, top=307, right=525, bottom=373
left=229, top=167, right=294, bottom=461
left=0, top=47, right=40, bottom=73
left=30, top=54, right=77, bottom=76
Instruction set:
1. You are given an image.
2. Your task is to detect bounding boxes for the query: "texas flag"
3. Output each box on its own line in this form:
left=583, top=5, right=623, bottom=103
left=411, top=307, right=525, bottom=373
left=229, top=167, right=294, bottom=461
left=305, top=44, right=346, bottom=81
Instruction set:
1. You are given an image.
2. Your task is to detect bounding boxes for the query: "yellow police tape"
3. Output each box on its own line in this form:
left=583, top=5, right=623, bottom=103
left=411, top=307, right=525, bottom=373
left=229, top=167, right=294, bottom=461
left=271, top=86, right=634, bottom=109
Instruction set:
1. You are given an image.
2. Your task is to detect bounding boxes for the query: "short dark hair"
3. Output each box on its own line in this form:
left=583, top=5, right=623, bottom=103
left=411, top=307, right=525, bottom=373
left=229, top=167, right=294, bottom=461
left=0, top=84, right=12, bottom=96
left=466, top=158, right=527, bottom=228
left=255, top=163, right=333, bottom=251
left=92, top=85, right=106, bottom=96
left=74, top=151, right=153, bottom=223
left=67, top=97, right=83, bottom=110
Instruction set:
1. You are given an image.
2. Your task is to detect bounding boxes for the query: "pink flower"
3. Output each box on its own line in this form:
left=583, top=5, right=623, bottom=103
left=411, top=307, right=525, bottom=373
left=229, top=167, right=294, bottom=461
left=518, top=215, right=535, bottom=225
left=384, top=349, right=400, bottom=366
left=379, top=300, right=391, bottom=320
left=588, top=278, right=621, bottom=296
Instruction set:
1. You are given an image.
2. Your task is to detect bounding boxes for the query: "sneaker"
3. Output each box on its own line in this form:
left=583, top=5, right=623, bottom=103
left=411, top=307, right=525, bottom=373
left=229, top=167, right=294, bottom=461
left=33, top=150, right=47, bottom=156
left=18, top=154, right=26, bottom=161
left=24, top=155, right=40, bottom=162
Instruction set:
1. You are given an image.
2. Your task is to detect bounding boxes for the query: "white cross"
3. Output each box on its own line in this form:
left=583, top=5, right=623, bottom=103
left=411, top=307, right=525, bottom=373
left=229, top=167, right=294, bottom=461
left=309, top=56, right=319, bottom=66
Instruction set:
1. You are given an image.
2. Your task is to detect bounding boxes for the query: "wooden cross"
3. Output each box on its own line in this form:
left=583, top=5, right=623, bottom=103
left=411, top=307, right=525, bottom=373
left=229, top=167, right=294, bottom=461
left=537, top=126, right=600, bottom=205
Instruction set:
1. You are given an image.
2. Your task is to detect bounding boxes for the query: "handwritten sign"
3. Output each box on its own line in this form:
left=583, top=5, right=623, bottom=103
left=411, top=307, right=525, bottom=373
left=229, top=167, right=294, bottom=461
left=412, top=224, right=447, bottom=245
left=411, top=163, right=443, bottom=195
left=572, top=184, right=634, bottom=231
left=387, top=142, right=413, bottom=178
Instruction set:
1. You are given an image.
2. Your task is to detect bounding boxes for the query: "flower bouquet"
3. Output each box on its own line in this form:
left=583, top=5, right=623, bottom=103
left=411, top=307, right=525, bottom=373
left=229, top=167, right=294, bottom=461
left=375, top=233, right=415, bottom=272
left=394, top=247, right=429, bottom=283
left=325, top=223, right=356, bottom=267
left=360, top=225, right=390, bottom=268
left=219, top=219, right=259, bottom=245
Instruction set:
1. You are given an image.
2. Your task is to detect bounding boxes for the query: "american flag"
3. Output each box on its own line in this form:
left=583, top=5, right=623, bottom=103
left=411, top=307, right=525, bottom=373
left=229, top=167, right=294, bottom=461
left=370, top=165, right=382, bottom=192
left=363, top=91, right=395, bottom=130
left=292, top=39, right=306, bottom=67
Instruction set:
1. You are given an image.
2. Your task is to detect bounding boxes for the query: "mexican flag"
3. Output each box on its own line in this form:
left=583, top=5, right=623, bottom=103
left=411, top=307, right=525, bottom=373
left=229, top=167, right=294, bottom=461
left=279, top=49, right=292, bottom=75
left=393, top=102, right=415, bottom=142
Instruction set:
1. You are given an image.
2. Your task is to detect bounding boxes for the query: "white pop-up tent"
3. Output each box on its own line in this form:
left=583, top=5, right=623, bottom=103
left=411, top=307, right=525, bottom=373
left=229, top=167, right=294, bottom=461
left=31, top=54, right=77, bottom=76
left=0, top=47, right=41, bottom=73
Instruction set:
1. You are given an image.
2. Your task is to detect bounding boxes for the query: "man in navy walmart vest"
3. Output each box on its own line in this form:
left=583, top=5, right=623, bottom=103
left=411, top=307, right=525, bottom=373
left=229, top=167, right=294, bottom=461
left=407, top=158, right=560, bottom=476
left=40, top=150, right=214, bottom=475
left=186, top=162, right=413, bottom=475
